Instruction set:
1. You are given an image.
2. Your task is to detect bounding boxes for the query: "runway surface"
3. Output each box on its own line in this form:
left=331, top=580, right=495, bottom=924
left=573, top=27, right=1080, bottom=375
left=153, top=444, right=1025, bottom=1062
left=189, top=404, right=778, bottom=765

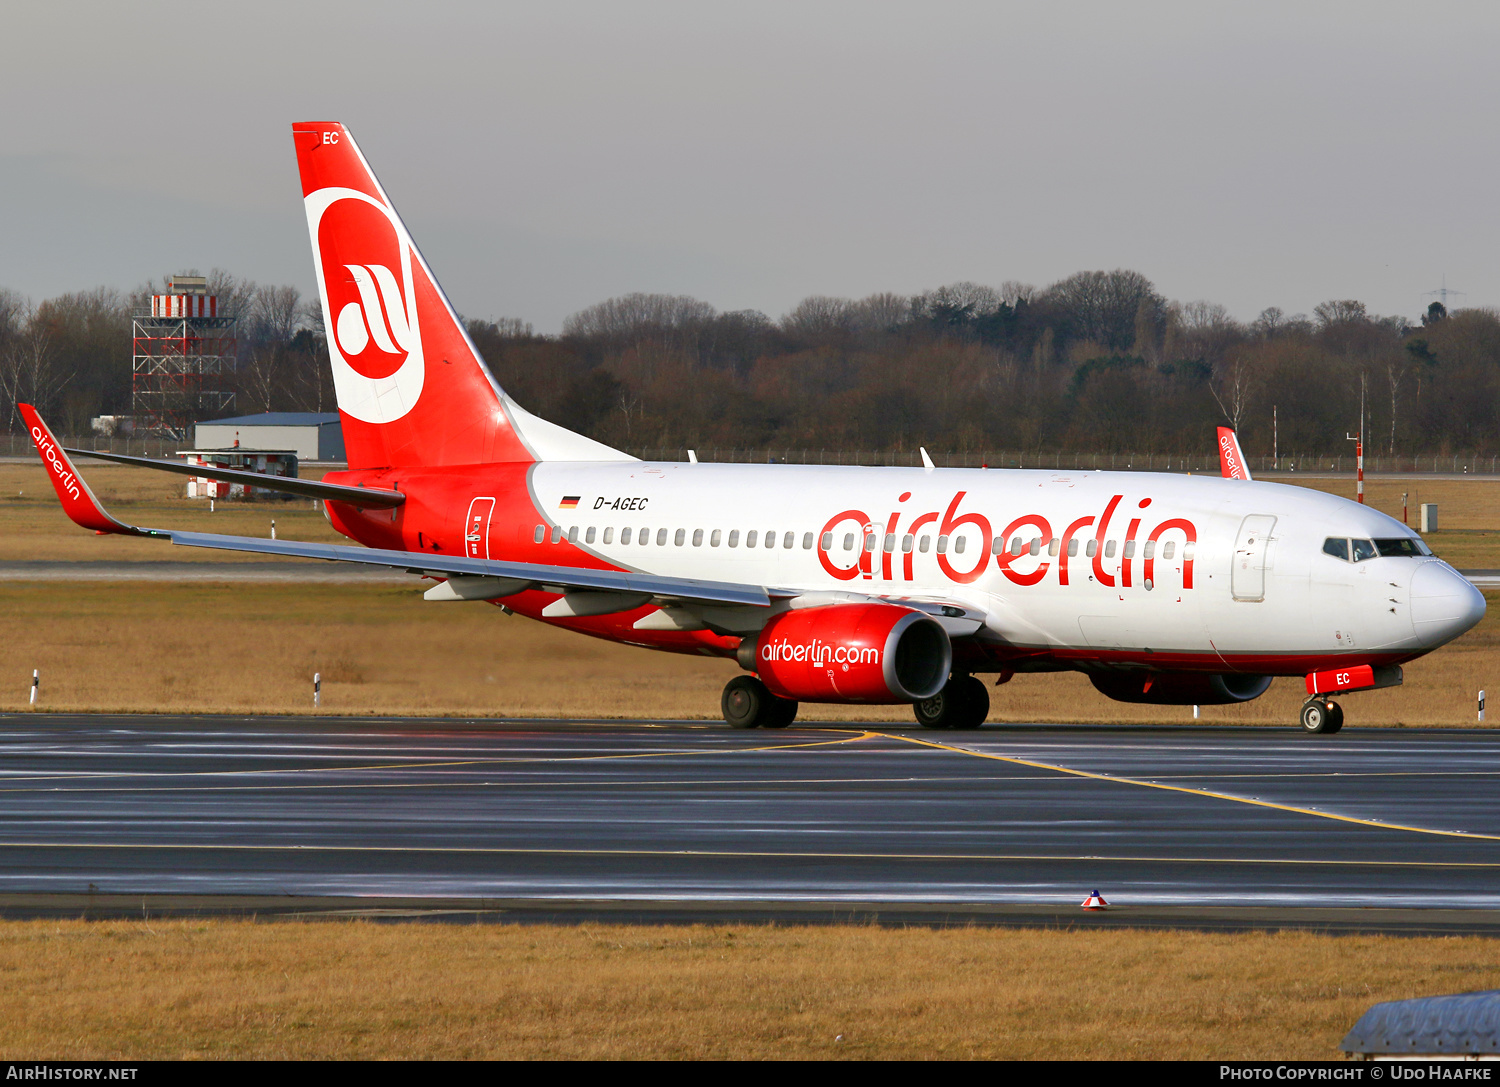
left=3, top=715, right=1500, bottom=928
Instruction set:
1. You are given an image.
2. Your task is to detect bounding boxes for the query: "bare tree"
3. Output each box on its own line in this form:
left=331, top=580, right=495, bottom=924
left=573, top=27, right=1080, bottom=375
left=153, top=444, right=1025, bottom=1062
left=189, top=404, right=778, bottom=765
left=847, top=292, right=910, bottom=335
left=0, top=302, right=73, bottom=429
left=1386, top=356, right=1409, bottom=455
left=999, top=281, right=1037, bottom=307
left=780, top=295, right=855, bottom=340
left=563, top=293, right=715, bottom=352
left=1040, top=269, right=1165, bottom=350
left=1313, top=299, right=1368, bottom=327
left=1208, top=354, right=1257, bottom=432
left=251, top=285, right=303, bottom=346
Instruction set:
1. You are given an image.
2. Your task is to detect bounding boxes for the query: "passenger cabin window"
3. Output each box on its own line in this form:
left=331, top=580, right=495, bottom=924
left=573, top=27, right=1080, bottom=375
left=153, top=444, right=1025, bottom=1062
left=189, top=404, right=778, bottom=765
left=712, top=529, right=722, bottom=547
left=902, top=535, right=914, bottom=553
left=765, top=531, right=776, bottom=549
left=692, top=529, right=704, bottom=546
left=534, top=525, right=545, bottom=543
left=820, top=532, right=833, bottom=550
left=1162, top=540, right=1175, bottom=559
left=1048, top=539, right=1059, bottom=557
left=1086, top=540, right=1098, bottom=558
left=585, top=526, right=596, bottom=544
left=954, top=536, right=966, bottom=554
left=1104, top=540, right=1117, bottom=558
left=551, top=525, right=563, bottom=544
left=786, top=532, right=798, bottom=549
left=674, top=528, right=685, bottom=546
left=747, top=530, right=759, bottom=548
left=639, top=527, right=650, bottom=545
left=937, top=535, right=949, bottom=554
left=802, top=532, right=814, bottom=550
left=568, top=526, right=578, bottom=543
left=1067, top=539, right=1079, bottom=557
left=842, top=533, right=854, bottom=551
left=621, top=527, right=632, bottom=544
left=729, top=530, right=741, bottom=548
left=1323, top=537, right=1350, bottom=561
left=919, top=536, right=931, bottom=553
left=1351, top=538, right=1377, bottom=562
left=656, top=528, right=668, bottom=546
left=603, top=527, right=614, bottom=544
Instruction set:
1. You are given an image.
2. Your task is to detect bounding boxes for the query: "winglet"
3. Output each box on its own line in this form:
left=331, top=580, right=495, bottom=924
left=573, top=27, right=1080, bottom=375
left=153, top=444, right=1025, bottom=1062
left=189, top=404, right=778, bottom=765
left=19, top=404, right=153, bottom=536
left=920, top=447, right=936, bottom=472
left=1216, top=427, right=1252, bottom=481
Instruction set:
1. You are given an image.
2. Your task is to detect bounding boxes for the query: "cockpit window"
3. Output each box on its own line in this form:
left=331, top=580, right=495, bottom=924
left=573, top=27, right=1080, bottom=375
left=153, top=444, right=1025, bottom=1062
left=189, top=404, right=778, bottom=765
left=1351, top=538, right=1378, bottom=562
left=1322, top=537, right=1350, bottom=561
left=1375, top=537, right=1431, bottom=558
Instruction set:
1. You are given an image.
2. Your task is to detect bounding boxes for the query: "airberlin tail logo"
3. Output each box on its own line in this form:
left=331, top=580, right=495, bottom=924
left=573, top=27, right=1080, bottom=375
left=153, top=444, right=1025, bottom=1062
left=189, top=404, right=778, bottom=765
left=335, top=263, right=415, bottom=365
left=306, top=186, right=425, bottom=423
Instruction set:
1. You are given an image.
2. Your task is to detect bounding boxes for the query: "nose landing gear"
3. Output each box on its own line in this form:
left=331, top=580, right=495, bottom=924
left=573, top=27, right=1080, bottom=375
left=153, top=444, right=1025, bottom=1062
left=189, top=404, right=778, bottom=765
left=1300, top=698, right=1344, bottom=734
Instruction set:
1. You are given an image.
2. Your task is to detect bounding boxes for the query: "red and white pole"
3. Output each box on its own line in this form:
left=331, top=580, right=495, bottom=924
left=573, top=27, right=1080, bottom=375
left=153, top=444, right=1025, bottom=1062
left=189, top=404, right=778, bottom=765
left=1356, top=434, right=1364, bottom=504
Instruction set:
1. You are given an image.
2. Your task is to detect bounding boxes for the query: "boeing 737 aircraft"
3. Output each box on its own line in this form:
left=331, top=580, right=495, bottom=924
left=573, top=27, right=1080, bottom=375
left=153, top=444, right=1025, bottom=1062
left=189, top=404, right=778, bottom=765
left=21, top=122, right=1486, bottom=733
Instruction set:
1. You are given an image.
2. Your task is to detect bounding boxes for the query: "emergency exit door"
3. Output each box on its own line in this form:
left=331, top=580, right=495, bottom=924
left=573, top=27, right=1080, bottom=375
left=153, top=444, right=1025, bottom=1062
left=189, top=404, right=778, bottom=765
left=465, top=497, right=496, bottom=560
left=1231, top=514, right=1277, bottom=602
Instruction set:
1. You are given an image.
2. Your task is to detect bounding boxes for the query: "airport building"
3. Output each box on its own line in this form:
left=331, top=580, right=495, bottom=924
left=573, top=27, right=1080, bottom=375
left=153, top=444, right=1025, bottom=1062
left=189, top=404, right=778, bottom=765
left=192, top=412, right=346, bottom=462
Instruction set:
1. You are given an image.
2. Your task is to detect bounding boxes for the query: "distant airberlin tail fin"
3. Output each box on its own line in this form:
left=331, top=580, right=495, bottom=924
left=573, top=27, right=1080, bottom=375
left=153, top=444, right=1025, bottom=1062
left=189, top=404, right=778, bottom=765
left=1216, top=427, right=1252, bottom=480
left=291, top=122, right=631, bottom=470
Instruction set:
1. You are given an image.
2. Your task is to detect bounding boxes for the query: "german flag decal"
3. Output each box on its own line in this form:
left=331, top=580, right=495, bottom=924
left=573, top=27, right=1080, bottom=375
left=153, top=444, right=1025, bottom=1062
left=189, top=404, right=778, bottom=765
left=559, top=496, right=580, bottom=510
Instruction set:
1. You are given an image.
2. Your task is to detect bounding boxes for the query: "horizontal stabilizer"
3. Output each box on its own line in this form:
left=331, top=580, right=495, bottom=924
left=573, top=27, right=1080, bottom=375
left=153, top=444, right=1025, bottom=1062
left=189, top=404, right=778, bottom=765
left=65, top=447, right=405, bottom=509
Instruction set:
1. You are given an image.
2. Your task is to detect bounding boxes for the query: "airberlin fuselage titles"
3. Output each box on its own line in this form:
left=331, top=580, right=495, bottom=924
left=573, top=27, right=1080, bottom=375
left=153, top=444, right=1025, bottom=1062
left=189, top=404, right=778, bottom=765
left=811, top=488, right=1193, bottom=590
left=20, top=120, right=1486, bottom=732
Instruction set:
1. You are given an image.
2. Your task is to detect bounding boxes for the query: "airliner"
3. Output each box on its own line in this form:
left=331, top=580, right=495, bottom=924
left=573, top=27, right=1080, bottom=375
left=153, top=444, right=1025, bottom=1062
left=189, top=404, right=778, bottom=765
left=21, top=122, right=1485, bottom=734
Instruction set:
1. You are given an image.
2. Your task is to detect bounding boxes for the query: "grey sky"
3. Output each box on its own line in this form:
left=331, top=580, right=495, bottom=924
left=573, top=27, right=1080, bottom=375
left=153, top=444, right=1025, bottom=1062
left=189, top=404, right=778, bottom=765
left=2, top=1, right=1495, bottom=331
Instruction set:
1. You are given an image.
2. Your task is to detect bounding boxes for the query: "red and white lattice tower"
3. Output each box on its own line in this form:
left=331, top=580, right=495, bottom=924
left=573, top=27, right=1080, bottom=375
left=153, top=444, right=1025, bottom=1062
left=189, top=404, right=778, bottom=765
left=131, top=274, right=236, bottom=438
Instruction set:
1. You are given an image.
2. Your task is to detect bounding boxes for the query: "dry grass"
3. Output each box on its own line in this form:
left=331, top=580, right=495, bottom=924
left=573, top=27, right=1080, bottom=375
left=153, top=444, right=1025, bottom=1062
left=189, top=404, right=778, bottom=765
left=1, top=578, right=1498, bottom=723
left=1, top=919, right=1496, bottom=1059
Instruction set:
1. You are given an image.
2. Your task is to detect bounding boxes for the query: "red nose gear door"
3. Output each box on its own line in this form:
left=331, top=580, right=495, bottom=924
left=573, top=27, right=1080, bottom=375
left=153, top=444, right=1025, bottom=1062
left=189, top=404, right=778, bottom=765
left=465, top=497, right=496, bottom=560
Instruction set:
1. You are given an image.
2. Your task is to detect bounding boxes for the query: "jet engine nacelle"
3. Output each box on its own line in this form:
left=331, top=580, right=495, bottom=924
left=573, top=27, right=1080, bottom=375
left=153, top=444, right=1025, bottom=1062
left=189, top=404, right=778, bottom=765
left=1090, top=671, right=1273, bottom=706
left=739, top=603, right=951, bottom=704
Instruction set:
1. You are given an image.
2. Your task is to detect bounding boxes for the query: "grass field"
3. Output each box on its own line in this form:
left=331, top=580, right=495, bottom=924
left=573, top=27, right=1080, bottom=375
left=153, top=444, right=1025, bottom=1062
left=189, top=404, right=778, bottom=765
left=3, top=463, right=1500, bottom=722
left=2, top=919, right=1496, bottom=1060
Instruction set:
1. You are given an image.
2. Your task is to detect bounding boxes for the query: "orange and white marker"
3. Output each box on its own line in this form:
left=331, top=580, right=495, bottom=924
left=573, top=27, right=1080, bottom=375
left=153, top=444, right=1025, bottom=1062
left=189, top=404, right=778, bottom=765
left=1081, top=890, right=1108, bottom=910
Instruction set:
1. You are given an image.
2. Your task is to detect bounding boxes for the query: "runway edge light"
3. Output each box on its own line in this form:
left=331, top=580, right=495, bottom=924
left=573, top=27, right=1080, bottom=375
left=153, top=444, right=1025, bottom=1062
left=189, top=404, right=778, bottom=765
left=1081, top=890, right=1108, bottom=910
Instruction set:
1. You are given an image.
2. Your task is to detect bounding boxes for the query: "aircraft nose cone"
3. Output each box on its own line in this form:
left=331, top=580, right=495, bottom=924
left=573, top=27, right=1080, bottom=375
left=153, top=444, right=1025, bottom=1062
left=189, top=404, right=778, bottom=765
left=1410, top=562, right=1486, bottom=646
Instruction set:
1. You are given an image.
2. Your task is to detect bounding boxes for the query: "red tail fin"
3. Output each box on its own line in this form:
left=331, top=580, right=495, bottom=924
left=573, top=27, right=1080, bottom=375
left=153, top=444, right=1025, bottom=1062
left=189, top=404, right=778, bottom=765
left=292, top=123, right=628, bottom=469
left=1216, top=427, right=1252, bottom=481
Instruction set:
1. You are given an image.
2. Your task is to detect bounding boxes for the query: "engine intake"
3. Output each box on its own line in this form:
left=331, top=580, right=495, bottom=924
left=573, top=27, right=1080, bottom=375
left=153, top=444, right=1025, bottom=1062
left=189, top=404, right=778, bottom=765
left=739, top=603, right=951, bottom=703
left=1090, top=671, right=1273, bottom=706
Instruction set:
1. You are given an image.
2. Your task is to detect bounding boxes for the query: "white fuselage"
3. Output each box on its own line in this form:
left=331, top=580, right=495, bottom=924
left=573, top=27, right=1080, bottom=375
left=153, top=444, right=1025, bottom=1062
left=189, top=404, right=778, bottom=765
left=523, top=462, right=1483, bottom=671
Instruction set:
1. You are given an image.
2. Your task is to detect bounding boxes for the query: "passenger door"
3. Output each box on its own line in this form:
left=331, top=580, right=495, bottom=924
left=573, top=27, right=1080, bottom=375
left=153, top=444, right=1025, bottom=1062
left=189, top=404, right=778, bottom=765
left=465, top=497, right=496, bottom=560
left=1231, top=515, right=1277, bottom=602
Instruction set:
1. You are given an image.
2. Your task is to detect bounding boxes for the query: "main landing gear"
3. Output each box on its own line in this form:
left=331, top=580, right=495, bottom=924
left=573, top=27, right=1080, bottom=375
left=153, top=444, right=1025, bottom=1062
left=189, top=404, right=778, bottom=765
left=1300, top=698, right=1344, bottom=735
left=914, top=674, right=990, bottom=730
left=721, top=675, right=799, bottom=729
